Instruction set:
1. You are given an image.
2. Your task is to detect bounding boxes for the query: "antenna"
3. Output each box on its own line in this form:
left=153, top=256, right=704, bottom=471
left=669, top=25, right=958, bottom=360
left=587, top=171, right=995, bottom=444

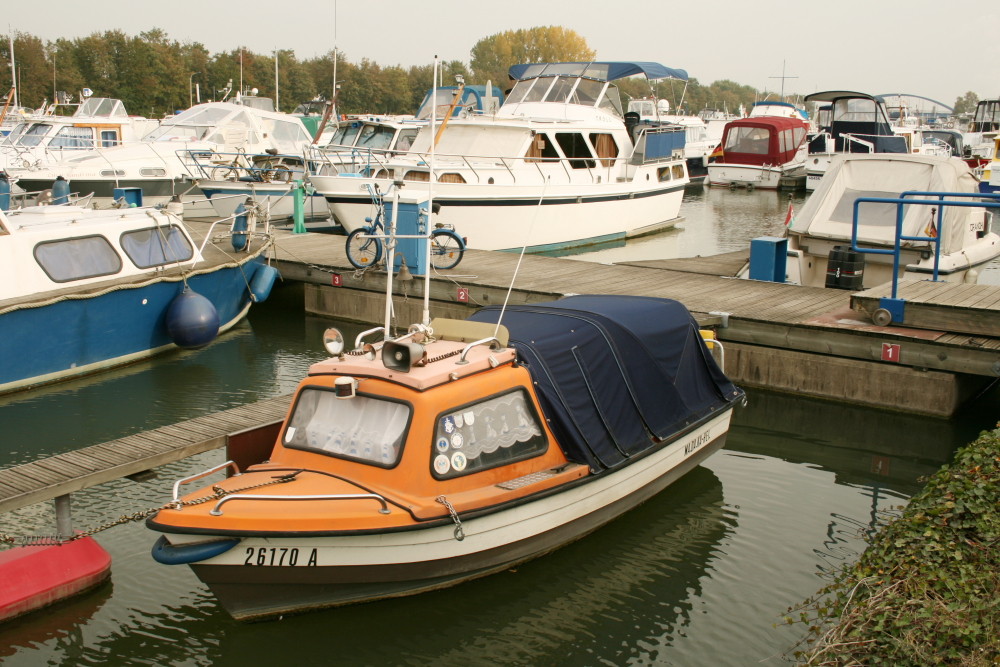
left=423, top=56, right=438, bottom=328
left=492, top=176, right=550, bottom=340
left=769, top=60, right=797, bottom=101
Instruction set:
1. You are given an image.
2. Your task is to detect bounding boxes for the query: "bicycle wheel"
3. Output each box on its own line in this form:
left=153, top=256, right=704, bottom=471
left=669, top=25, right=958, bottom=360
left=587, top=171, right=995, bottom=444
left=430, top=229, right=465, bottom=270
left=346, top=228, right=383, bottom=269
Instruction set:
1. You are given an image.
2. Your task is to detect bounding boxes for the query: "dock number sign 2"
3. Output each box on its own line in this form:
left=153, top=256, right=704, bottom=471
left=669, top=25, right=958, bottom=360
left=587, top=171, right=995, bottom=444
left=881, top=343, right=901, bottom=363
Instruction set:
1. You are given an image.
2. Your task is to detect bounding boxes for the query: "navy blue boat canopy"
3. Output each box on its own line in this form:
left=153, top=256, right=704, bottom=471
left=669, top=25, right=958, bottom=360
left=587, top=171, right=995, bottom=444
left=508, top=61, right=688, bottom=83
left=469, top=295, right=741, bottom=471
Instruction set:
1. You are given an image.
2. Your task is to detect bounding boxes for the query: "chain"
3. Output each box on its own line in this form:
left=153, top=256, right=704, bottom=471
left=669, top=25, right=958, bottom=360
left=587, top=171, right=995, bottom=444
left=436, top=495, right=465, bottom=541
left=0, top=471, right=301, bottom=548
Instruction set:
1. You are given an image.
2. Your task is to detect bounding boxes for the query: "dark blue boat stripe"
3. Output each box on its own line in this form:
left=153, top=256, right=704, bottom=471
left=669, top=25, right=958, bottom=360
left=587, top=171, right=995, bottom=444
left=324, top=185, right=685, bottom=207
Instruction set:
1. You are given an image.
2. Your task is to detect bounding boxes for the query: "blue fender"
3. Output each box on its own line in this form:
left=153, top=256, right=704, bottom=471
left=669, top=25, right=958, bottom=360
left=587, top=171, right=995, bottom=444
left=151, top=535, right=241, bottom=565
left=249, top=264, right=280, bottom=303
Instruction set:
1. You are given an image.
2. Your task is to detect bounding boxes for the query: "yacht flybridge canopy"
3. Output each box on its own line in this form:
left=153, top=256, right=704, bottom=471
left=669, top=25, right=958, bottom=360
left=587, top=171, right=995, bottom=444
left=72, top=98, right=129, bottom=118
left=804, top=91, right=881, bottom=103
left=508, top=61, right=688, bottom=82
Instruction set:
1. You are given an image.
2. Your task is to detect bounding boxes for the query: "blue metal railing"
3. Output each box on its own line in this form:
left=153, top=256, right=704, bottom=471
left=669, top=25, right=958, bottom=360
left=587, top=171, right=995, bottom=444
left=851, top=191, right=1000, bottom=299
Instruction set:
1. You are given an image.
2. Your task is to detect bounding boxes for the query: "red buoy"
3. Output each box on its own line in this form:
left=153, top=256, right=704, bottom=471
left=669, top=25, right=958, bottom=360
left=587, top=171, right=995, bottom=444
left=0, top=537, right=111, bottom=622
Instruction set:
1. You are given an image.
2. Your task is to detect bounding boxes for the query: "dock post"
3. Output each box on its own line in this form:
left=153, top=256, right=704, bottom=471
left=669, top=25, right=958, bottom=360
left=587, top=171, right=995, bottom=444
left=54, top=494, right=73, bottom=538
left=292, top=180, right=306, bottom=234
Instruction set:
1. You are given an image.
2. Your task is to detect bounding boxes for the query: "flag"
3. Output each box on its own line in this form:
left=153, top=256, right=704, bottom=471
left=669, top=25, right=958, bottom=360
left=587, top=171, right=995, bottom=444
left=923, top=217, right=938, bottom=238
left=784, top=201, right=794, bottom=226
left=708, top=143, right=723, bottom=163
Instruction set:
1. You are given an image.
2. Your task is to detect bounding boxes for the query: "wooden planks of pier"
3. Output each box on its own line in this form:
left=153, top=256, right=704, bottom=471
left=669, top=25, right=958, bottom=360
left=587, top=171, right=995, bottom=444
left=0, top=396, right=290, bottom=515
left=852, top=278, right=1000, bottom=337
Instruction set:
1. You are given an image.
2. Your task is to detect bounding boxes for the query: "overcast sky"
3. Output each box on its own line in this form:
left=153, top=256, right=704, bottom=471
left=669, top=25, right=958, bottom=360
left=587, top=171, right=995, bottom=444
left=6, top=0, right=999, bottom=110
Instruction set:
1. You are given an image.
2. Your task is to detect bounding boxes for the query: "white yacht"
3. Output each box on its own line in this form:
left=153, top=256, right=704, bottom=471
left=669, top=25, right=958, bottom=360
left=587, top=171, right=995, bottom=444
left=10, top=95, right=313, bottom=217
left=1, top=94, right=158, bottom=172
left=308, top=61, right=691, bottom=253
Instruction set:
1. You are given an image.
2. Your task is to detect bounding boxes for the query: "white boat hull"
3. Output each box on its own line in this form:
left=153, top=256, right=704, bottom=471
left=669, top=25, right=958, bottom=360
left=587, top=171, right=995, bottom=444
left=311, top=174, right=687, bottom=252
left=162, top=409, right=734, bottom=620
left=707, top=162, right=803, bottom=189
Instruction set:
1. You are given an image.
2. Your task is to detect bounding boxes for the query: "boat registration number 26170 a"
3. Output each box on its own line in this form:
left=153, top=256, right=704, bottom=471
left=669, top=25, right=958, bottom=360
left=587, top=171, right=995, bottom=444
left=244, top=547, right=319, bottom=566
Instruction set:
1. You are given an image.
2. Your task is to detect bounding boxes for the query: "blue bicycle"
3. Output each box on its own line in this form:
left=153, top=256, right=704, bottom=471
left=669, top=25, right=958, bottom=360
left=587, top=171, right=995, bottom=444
left=345, top=190, right=465, bottom=270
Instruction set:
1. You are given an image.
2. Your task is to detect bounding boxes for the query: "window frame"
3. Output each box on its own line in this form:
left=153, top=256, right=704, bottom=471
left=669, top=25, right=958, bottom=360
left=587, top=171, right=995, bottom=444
left=33, top=234, right=123, bottom=283
left=430, top=387, right=549, bottom=480
left=281, top=386, right=414, bottom=469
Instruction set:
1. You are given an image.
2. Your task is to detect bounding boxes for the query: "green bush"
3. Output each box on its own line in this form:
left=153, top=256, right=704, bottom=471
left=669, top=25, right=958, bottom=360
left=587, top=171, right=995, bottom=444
left=787, top=426, right=1000, bottom=666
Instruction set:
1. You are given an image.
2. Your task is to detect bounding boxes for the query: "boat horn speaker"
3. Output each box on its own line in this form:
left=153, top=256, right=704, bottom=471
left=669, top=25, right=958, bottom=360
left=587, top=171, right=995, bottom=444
left=382, top=340, right=426, bottom=373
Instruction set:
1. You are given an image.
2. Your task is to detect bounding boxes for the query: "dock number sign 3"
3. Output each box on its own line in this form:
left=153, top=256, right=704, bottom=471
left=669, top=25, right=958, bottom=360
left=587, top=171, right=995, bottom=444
left=881, top=343, right=901, bottom=363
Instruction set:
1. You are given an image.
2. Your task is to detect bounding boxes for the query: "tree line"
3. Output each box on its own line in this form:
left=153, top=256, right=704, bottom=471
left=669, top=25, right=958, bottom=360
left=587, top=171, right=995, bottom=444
left=2, top=26, right=978, bottom=120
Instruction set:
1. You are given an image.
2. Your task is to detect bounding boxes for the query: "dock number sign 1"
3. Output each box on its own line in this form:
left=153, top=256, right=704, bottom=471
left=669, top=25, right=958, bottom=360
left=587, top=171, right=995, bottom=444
left=881, top=343, right=901, bottom=363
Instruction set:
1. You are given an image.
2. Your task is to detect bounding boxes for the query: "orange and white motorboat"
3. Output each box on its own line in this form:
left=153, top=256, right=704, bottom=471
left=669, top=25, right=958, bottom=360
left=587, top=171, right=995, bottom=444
left=147, top=294, right=745, bottom=620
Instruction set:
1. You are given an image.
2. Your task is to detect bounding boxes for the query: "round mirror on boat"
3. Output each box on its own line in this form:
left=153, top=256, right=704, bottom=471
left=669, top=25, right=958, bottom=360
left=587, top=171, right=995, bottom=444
left=323, top=327, right=345, bottom=356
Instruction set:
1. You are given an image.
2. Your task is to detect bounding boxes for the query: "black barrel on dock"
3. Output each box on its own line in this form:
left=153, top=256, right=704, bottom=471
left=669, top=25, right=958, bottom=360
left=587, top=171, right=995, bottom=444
left=825, top=245, right=865, bottom=290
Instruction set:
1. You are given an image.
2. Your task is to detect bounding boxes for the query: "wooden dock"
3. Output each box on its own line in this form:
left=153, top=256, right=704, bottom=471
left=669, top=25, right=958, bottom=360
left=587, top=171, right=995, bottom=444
left=0, top=396, right=289, bottom=516
left=269, top=229, right=1000, bottom=417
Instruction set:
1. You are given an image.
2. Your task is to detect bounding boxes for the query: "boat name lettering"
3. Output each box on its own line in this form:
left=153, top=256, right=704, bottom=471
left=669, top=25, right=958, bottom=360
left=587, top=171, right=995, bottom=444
left=684, top=430, right=711, bottom=455
left=243, top=547, right=318, bottom=567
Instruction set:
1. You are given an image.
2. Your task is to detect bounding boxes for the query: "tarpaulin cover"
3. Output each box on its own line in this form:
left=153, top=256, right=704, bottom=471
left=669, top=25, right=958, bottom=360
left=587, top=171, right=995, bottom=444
left=469, top=295, right=741, bottom=471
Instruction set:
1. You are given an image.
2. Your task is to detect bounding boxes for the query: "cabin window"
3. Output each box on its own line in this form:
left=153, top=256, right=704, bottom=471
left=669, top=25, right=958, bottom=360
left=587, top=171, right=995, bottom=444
left=590, top=133, right=618, bottom=167
left=555, top=133, right=596, bottom=169
left=672, top=163, right=685, bottom=179
left=34, top=235, right=123, bottom=282
left=657, top=166, right=672, bottom=182
left=50, top=126, right=95, bottom=150
left=139, top=168, right=167, bottom=177
left=100, top=169, right=125, bottom=177
left=395, top=129, right=418, bottom=152
left=724, top=126, right=771, bottom=154
left=524, top=132, right=560, bottom=162
left=438, top=173, right=466, bottom=184
left=403, top=170, right=431, bottom=182
left=120, top=225, right=195, bottom=268
left=283, top=387, right=411, bottom=467
left=100, top=129, right=120, bottom=148
left=430, top=389, right=547, bottom=479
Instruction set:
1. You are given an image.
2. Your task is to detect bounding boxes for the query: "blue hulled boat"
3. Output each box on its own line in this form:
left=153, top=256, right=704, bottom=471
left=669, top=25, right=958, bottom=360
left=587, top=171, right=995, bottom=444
left=0, top=201, right=278, bottom=394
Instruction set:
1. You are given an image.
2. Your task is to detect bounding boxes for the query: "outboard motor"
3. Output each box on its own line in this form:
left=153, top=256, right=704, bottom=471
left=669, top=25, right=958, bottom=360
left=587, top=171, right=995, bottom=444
left=624, top=111, right=640, bottom=143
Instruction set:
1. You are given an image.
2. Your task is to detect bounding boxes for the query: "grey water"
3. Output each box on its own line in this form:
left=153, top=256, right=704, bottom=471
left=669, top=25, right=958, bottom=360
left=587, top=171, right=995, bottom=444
left=0, top=186, right=997, bottom=666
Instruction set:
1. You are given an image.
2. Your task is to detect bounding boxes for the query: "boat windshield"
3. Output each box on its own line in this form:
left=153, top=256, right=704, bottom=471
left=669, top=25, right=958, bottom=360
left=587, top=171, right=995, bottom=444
left=432, top=389, right=546, bottom=479
left=146, top=107, right=235, bottom=142
left=832, top=98, right=886, bottom=123
left=282, top=387, right=410, bottom=467
left=327, top=123, right=362, bottom=147
left=504, top=76, right=619, bottom=115
left=724, top=126, right=772, bottom=154
left=356, top=124, right=397, bottom=150
left=17, top=123, right=53, bottom=147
